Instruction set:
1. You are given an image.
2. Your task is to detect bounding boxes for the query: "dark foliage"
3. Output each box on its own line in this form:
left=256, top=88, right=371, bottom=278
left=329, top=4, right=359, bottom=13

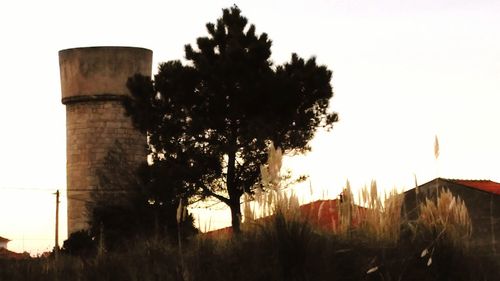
left=1, top=222, right=499, bottom=281
left=87, top=141, right=198, bottom=251
left=124, top=5, right=338, bottom=233
left=61, top=230, right=96, bottom=257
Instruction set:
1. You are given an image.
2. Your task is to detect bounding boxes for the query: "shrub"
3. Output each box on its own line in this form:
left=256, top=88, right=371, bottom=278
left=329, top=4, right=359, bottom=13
left=61, top=230, right=96, bottom=257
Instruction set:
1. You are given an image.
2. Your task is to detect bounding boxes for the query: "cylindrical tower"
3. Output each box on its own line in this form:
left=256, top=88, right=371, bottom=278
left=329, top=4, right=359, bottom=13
left=59, top=46, right=152, bottom=235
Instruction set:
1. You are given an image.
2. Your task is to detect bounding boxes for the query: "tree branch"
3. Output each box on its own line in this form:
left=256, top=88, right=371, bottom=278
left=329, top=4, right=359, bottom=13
left=201, top=185, right=230, bottom=205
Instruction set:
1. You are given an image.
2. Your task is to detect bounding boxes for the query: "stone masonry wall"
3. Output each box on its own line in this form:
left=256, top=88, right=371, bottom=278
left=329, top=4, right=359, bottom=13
left=66, top=100, right=145, bottom=233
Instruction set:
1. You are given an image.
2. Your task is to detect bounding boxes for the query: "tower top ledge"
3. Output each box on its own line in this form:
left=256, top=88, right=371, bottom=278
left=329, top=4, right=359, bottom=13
left=59, top=46, right=153, bottom=105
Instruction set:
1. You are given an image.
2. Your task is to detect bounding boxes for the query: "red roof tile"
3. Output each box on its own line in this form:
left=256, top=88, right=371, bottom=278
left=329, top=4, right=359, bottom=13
left=0, top=248, right=29, bottom=260
left=451, top=179, right=500, bottom=195
left=205, top=199, right=366, bottom=236
left=0, top=236, right=10, bottom=243
left=299, top=199, right=341, bottom=231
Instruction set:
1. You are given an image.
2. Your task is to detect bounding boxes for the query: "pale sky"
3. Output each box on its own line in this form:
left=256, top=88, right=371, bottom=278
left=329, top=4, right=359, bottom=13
left=0, top=0, right=499, bottom=254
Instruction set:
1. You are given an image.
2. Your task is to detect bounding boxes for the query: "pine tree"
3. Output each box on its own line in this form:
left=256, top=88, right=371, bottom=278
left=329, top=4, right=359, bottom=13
left=124, top=5, right=337, bottom=233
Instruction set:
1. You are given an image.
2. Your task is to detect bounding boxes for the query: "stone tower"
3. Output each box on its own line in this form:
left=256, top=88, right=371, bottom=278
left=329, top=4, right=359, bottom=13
left=59, top=47, right=152, bottom=235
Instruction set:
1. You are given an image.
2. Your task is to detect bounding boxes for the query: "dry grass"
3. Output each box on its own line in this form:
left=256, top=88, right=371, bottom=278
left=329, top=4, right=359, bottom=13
left=418, top=188, right=472, bottom=247
left=336, top=181, right=355, bottom=237
left=356, top=181, right=404, bottom=245
left=244, top=143, right=473, bottom=250
left=242, top=142, right=301, bottom=226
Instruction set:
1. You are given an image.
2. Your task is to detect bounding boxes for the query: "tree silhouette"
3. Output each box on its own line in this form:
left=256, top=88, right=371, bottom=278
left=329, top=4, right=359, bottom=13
left=124, top=6, right=337, bottom=233
left=88, top=141, right=197, bottom=251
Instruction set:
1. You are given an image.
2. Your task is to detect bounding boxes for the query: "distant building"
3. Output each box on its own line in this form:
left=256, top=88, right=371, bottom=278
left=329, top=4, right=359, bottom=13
left=0, top=236, right=30, bottom=259
left=403, top=178, right=500, bottom=255
left=0, top=236, right=9, bottom=249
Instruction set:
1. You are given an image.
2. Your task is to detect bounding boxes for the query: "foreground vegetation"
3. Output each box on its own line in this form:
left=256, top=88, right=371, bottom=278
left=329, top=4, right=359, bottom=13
left=0, top=225, right=498, bottom=281
left=2, top=147, right=499, bottom=280
left=1, top=184, right=498, bottom=281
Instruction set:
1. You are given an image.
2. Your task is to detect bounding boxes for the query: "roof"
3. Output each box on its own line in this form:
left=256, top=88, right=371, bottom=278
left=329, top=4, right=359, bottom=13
left=300, top=199, right=341, bottom=229
left=0, top=236, right=10, bottom=243
left=412, top=178, right=500, bottom=196
left=449, top=179, right=500, bottom=195
left=206, top=199, right=366, bottom=236
left=0, top=248, right=29, bottom=260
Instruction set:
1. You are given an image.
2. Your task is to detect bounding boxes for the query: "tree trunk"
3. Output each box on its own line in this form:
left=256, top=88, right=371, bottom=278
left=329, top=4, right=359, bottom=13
left=226, top=139, right=242, bottom=234
left=229, top=199, right=242, bottom=234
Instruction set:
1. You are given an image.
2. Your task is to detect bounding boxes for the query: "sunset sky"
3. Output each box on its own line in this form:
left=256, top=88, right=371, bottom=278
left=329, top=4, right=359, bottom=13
left=0, top=0, right=499, bottom=254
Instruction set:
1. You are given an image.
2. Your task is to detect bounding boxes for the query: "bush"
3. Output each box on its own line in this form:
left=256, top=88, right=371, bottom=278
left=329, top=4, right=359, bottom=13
left=61, top=230, right=96, bottom=257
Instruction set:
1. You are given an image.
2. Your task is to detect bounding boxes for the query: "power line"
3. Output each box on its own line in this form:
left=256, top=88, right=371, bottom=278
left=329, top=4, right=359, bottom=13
left=0, top=187, right=135, bottom=192
left=0, top=187, right=59, bottom=191
left=1, top=186, right=290, bottom=209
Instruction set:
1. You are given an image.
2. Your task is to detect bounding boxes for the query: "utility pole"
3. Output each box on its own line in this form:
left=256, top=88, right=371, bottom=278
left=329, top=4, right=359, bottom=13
left=54, top=190, right=60, bottom=253
left=54, top=190, right=60, bottom=281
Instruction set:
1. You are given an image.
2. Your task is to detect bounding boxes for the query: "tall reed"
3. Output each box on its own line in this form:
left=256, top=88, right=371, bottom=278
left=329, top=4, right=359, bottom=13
left=418, top=188, right=472, bottom=247
left=356, top=181, right=404, bottom=245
